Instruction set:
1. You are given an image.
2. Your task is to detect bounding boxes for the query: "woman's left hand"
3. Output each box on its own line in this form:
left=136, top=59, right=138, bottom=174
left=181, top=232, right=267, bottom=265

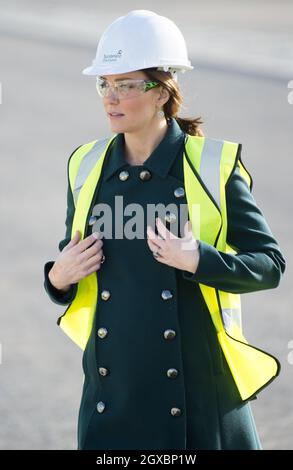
left=147, top=218, right=200, bottom=274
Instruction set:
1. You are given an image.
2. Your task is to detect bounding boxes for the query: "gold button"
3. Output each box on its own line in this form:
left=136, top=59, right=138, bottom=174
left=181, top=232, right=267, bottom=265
left=99, top=367, right=109, bottom=376
left=174, top=187, right=185, bottom=198
left=167, top=368, right=178, bottom=378
left=97, top=401, right=106, bottom=413
left=161, top=290, right=173, bottom=300
left=97, top=327, right=108, bottom=339
left=101, top=290, right=111, bottom=301
left=119, top=170, right=129, bottom=181
left=164, top=329, right=176, bottom=340
left=139, top=170, right=152, bottom=181
left=164, top=212, right=177, bottom=224
left=170, top=407, right=181, bottom=417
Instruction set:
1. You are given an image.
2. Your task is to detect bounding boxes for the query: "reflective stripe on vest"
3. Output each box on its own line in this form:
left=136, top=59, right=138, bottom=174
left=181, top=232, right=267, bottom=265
left=57, top=134, right=280, bottom=402
left=72, top=138, right=113, bottom=206
left=200, top=138, right=223, bottom=210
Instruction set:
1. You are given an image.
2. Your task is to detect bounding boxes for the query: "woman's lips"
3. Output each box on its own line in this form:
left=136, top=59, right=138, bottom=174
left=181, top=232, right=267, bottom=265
left=108, top=113, right=124, bottom=119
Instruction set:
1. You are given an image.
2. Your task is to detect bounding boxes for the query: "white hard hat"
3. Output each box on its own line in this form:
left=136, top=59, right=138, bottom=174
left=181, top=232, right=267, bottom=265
left=82, top=10, right=193, bottom=78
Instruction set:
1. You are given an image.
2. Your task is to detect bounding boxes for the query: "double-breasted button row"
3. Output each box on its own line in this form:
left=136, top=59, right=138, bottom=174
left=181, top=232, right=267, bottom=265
left=98, top=292, right=110, bottom=373
left=118, top=169, right=152, bottom=181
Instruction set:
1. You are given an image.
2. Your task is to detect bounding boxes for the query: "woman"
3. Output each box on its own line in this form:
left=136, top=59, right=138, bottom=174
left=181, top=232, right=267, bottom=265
left=43, top=10, right=286, bottom=450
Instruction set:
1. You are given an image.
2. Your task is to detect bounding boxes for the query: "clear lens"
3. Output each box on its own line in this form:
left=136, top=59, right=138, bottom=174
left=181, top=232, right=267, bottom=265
left=96, top=78, right=158, bottom=99
left=96, top=78, right=110, bottom=97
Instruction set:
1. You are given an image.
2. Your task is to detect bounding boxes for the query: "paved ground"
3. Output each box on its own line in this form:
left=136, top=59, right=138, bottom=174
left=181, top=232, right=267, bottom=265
left=0, top=0, right=292, bottom=450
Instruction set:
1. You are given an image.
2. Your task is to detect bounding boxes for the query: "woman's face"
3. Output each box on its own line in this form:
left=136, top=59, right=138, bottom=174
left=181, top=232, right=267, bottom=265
left=101, top=70, right=167, bottom=133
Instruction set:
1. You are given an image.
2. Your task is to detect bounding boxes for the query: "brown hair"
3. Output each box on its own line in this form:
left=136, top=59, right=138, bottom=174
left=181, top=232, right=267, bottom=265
left=142, top=67, right=204, bottom=136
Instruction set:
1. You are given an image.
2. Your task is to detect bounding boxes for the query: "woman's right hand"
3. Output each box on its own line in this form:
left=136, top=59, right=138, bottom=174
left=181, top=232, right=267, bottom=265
left=48, top=230, right=104, bottom=292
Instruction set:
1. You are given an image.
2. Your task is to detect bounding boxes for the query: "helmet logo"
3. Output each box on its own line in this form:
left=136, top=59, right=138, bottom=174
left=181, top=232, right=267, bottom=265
left=103, top=50, right=123, bottom=63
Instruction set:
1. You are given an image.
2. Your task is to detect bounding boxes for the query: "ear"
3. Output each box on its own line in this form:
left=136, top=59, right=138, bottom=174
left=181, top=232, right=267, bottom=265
left=156, top=86, right=170, bottom=107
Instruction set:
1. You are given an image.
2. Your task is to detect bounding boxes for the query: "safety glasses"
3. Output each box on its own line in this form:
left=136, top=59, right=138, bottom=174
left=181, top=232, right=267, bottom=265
left=96, top=77, right=160, bottom=99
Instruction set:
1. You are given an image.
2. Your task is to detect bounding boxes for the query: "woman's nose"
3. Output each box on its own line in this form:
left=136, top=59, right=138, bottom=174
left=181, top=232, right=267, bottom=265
left=105, top=87, right=120, bottom=102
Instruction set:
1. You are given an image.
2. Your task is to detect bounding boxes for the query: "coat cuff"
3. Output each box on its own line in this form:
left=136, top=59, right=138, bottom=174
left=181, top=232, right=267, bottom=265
left=44, top=261, right=77, bottom=305
left=182, top=240, right=222, bottom=283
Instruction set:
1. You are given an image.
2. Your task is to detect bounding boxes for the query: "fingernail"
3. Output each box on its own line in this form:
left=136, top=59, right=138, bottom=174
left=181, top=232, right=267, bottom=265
left=93, top=232, right=100, bottom=239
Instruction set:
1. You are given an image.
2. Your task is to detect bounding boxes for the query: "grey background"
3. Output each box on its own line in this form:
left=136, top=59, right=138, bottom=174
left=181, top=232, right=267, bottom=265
left=0, top=0, right=292, bottom=450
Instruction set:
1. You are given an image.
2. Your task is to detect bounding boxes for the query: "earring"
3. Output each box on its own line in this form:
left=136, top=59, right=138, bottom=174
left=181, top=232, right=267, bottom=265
left=157, top=108, right=165, bottom=118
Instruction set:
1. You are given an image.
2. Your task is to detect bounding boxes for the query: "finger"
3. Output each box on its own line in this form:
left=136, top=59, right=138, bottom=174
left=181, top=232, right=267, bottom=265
left=146, top=225, right=157, bottom=240
left=83, top=250, right=104, bottom=271
left=156, top=218, right=169, bottom=239
left=147, top=235, right=161, bottom=252
left=63, top=230, right=80, bottom=252
left=76, top=232, right=101, bottom=253
left=79, top=239, right=103, bottom=262
left=146, top=226, right=165, bottom=250
left=183, top=220, right=192, bottom=238
left=156, top=217, right=177, bottom=240
left=147, top=241, right=166, bottom=262
left=185, top=220, right=196, bottom=241
left=146, top=233, right=166, bottom=256
left=182, top=220, right=198, bottom=252
left=83, top=260, right=102, bottom=276
left=147, top=227, right=158, bottom=248
left=153, top=254, right=165, bottom=264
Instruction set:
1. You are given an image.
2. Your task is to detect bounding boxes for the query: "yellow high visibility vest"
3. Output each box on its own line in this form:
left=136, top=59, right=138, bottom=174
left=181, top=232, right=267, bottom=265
left=57, top=134, right=280, bottom=402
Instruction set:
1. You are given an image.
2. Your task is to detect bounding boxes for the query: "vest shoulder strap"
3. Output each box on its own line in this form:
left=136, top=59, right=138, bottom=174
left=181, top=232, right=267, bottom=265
left=68, top=140, right=98, bottom=193
left=185, top=135, right=241, bottom=212
left=68, top=136, right=115, bottom=206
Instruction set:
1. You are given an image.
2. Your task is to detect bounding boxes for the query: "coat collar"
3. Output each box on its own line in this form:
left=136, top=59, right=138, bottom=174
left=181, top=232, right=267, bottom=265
left=103, top=117, right=186, bottom=181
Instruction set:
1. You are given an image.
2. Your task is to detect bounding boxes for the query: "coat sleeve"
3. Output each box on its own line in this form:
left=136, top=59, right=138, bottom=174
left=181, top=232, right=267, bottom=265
left=43, top=146, right=81, bottom=305
left=181, top=153, right=286, bottom=294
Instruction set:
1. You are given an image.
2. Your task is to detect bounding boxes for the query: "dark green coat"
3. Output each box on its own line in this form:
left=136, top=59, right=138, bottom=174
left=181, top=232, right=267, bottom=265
left=44, top=118, right=286, bottom=450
